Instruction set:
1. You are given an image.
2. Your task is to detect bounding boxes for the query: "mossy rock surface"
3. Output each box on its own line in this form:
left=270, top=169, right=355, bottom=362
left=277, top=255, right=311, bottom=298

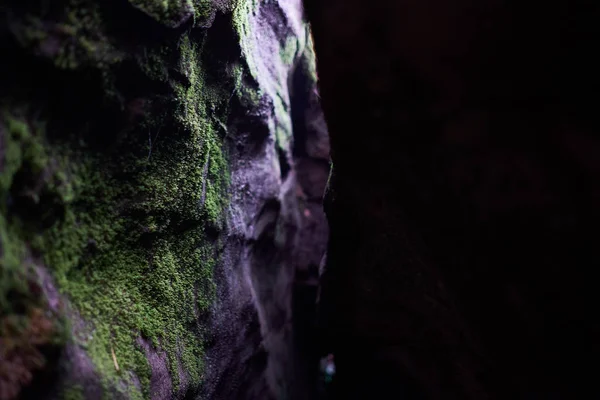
left=1, top=0, right=232, bottom=397
left=0, top=0, right=321, bottom=398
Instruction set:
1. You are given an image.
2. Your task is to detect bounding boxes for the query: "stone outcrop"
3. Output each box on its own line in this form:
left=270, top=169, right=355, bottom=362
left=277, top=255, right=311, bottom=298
left=306, top=0, right=600, bottom=399
left=0, top=0, right=328, bottom=399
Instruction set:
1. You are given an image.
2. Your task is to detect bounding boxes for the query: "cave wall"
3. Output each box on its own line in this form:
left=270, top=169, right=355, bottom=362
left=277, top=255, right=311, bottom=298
left=306, top=0, right=600, bottom=399
left=0, top=0, right=328, bottom=399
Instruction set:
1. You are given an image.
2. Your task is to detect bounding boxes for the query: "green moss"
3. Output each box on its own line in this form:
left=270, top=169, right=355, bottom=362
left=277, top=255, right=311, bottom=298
left=0, top=215, right=28, bottom=314
left=279, top=36, right=299, bottom=67
left=34, top=41, right=231, bottom=391
left=3, top=22, right=231, bottom=399
left=229, top=63, right=245, bottom=101
left=0, top=112, right=67, bottom=400
left=232, top=0, right=259, bottom=81
left=275, top=124, right=291, bottom=151
left=0, top=113, right=39, bottom=312
left=137, top=45, right=171, bottom=83
left=26, top=113, right=226, bottom=397
left=231, top=62, right=264, bottom=108
left=62, top=384, right=85, bottom=400
left=12, top=0, right=122, bottom=70
left=128, top=0, right=214, bottom=28
left=303, top=29, right=319, bottom=85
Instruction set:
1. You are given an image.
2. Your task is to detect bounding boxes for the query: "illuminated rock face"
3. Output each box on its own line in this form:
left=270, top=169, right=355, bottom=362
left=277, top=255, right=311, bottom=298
left=0, top=1, right=327, bottom=399
left=306, top=0, right=600, bottom=399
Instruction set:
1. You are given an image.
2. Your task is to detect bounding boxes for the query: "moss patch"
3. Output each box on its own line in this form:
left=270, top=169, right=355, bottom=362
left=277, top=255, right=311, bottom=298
left=10, top=0, right=122, bottom=70
left=33, top=32, right=231, bottom=395
left=2, top=5, right=232, bottom=398
left=128, top=0, right=214, bottom=28
left=62, top=384, right=85, bottom=400
left=0, top=112, right=67, bottom=400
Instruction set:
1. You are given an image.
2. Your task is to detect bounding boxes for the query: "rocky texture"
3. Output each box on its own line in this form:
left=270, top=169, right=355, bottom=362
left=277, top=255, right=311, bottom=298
left=306, top=0, right=600, bottom=399
left=0, top=0, right=328, bottom=399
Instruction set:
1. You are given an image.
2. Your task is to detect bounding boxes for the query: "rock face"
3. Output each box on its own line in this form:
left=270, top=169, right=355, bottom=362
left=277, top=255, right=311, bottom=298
left=306, top=1, right=600, bottom=399
left=0, top=0, right=328, bottom=399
